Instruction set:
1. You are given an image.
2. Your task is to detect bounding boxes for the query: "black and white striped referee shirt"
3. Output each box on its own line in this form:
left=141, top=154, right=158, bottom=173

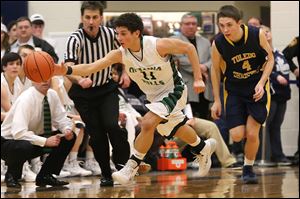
left=64, top=26, right=119, bottom=87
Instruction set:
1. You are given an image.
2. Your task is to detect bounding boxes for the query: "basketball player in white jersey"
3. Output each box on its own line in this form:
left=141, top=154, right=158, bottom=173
left=55, top=13, right=217, bottom=185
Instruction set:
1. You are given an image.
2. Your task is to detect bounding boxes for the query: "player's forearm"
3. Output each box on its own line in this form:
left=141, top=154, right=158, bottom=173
left=70, top=60, right=106, bottom=76
left=211, top=66, right=221, bottom=102
left=187, top=45, right=202, bottom=81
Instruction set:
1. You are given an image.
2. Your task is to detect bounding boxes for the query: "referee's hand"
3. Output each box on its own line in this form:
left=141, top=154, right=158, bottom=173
left=119, top=72, right=131, bottom=88
left=78, top=78, right=92, bottom=88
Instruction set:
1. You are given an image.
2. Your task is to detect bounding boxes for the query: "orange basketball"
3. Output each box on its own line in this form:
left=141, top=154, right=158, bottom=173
left=23, top=51, right=55, bottom=83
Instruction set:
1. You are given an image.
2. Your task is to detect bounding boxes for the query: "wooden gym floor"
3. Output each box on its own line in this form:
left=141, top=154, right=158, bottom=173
left=1, top=166, right=298, bottom=198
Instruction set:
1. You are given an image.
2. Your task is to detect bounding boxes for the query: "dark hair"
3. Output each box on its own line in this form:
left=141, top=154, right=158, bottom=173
left=248, top=16, right=262, bottom=25
left=32, top=20, right=44, bottom=25
left=81, top=1, right=103, bottom=16
left=18, top=44, right=35, bottom=54
left=1, top=52, right=22, bottom=70
left=7, top=20, right=17, bottom=32
left=217, top=5, right=242, bottom=22
left=114, top=13, right=144, bottom=37
left=1, top=31, right=10, bottom=51
left=16, top=16, right=32, bottom=26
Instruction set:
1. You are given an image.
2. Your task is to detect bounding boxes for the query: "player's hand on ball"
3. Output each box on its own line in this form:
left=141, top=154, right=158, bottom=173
left=53, top=62, right=67, bottom=76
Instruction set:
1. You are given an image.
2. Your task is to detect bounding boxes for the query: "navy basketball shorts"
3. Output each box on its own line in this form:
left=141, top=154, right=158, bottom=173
left=225, top=93, right=268, bottom=130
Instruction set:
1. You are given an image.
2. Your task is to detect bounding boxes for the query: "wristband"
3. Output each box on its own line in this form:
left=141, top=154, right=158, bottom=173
left=66, top=66, right=73, bottom=75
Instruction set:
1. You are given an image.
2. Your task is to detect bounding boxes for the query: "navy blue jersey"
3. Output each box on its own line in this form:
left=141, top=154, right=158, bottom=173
left=215, top=25, right=268, bottom=97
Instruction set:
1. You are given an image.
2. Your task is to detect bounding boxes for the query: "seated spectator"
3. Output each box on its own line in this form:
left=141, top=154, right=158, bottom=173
left=1, top=79, right=76, bottom=188
left=7, top=20, right=17, bottom=45
left=16, top=44, right=34, bottom=92
left=1, top=52, right=22, bottom=109
left=1, top=52, right=38, bottom=182
left=174, top=104, right=241, bottom=169
left=1, top=23, right=10, bottom=59
left=51, top=75, right=101, bottom=177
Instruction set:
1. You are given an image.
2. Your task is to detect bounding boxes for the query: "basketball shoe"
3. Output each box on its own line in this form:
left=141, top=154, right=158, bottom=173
left=241, top=165, right=258, bottom=184
left=194, top=138, right=217, bottom=177
left=112, top=159, right=139, bottom=185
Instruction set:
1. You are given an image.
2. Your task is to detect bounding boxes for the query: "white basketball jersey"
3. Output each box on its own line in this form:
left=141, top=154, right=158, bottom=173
left=120, top=36, right=184, bottom=103
left=1, top=73, right=22, bottom=112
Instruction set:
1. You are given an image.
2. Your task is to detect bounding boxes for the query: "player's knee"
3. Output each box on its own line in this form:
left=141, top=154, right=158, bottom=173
left=246, top=132, right=258, bottom=142
left=231, top=132, right=244, bottom=142
left=140, top=119, right=156, bottom=133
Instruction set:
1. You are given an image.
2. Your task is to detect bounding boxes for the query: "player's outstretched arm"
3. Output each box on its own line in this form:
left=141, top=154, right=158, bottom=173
left=54, top=49, right=122, bottom=76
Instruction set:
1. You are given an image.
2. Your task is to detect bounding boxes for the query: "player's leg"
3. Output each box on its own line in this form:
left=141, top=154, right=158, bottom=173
left=112, top=111, right=162, bottom=184
left=174, top=123, right=216, bottom=177
left=239, top=115, right=261, bottom=184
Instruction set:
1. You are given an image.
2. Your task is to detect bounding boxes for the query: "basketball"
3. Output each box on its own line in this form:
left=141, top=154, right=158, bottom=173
left=23, top=51, right=55, bottom=83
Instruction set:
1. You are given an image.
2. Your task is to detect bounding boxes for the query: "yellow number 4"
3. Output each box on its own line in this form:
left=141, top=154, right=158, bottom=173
left=242, top=60, right=252, bottom=71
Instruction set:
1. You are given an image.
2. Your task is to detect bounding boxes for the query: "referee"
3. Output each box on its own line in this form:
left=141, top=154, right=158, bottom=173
left=64, top=1, right=130, bottom=186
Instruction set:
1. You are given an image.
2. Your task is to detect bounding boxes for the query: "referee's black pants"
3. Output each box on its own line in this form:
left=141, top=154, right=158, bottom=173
left=71, top=84, right=130, bottom=178
left=1, top=132, right=76, bottom=180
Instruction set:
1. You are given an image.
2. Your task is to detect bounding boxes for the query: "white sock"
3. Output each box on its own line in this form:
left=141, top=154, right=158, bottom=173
left=31, top=157, right=40, bottom=164
left=190, top=136, right=201, bottom=147
left=69, top=152, right=78, bottom=162
left=133, top=148, right=146, bottom=160
left=86, top=151, right=94, bottom=160
left=244, top=157, right=255, bottom=166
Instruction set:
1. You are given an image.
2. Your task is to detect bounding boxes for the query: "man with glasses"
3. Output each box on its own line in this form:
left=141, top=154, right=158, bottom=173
left=171, top=14, right=213, bottom=120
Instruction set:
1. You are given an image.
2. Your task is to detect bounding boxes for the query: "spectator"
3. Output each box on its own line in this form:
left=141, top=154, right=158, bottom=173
left=260, top=25, right=292, bottom=166
left=1, top=79, right=76, bottom=188
left=9, top=16, right=58, bottom=63
left=16, top=44, right=34, bottom=92
left=247, top=16, right=262, bottom=28
left=7, top=21, right=17, bottom=45
left=176, top=104, right=240, bottom=169
left=51, top=75, right=101, bottom=177
left=30, top=14, right=58, bottom=54
left=171, top=13, right=213, bottom=119
left=1, top=52, right=22, bottom=107
left=282, top=36, right=299, bottom=165
left=1, top=23, right=10, bottom=59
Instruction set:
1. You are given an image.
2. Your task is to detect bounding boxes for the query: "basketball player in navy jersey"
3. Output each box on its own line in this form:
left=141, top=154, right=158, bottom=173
left=55, top=12, right=217, bottom=185
left=210, top=5, right=274, bottom=184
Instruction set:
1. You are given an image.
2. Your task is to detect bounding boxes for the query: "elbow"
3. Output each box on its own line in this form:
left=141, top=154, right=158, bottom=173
left=186, top=43, right=196, bottom=54
left=13, top=132, right=24, bottom=140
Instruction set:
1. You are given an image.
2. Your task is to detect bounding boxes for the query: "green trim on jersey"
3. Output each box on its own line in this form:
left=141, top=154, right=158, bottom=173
left=161, top=56, right=185, bottom=113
